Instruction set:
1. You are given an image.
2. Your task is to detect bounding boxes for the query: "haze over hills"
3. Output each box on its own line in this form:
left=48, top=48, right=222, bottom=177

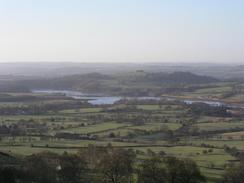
left=0, top=63, right=244, bottom=79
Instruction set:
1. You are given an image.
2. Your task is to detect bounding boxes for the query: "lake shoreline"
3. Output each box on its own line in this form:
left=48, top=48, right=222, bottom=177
left=32, top=89, right=244, bottom=109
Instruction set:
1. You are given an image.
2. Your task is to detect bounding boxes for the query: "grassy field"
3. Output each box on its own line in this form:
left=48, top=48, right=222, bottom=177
left=59, top=107, right=103, bottom=114
left=221, top=131, right=244, bottom=139
left=194, top=121, right=244, bottom=131
left=185, top=139, right=244, bottom=150
left=57, top=122, right=129, bottom=134
left=127, top=122, right=181, bottom=131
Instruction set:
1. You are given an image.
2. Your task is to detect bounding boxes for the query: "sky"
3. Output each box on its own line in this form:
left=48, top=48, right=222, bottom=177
left=0, top=0, right=243, bottom=63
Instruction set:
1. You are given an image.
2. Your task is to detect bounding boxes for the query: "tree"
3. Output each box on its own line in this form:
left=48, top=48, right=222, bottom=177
left=58, top=153, right=89, bottom=183
left=137, top=156, right=205, bottom=183
left=164, top=157, right=205, bottom=183
left=137, top=157, right=167, bottom=183
left=0, top=168, right=16, bottom=183
left=96, top=148, right=135, bottom=183
left=222, top=164, right=244, bottom=183
left=24, top=152, right=58, bottom=183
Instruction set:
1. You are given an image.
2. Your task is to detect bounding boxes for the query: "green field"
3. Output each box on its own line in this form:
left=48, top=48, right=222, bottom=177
left=194, top=121, right=244, bottom=131
left=57, top=122, right=128, bottom=134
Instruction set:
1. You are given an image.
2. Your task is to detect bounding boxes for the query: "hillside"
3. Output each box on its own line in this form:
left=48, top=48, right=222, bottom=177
left=0, top=72, right=219, bottom=96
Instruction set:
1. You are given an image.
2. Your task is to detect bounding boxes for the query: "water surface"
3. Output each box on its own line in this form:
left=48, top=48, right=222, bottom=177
left=32, top=89, right=244, bottom=108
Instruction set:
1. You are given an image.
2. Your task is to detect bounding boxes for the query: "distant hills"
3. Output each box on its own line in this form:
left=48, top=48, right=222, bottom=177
left=128, top=71, right=219, bottom=84
left=0, top=71, right=219, bottom=96
left=1, top=63, right=244, bottom=79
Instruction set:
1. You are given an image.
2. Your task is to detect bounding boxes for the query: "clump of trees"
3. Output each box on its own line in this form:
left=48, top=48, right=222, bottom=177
left=95, top=148, right=135, bottom=183
left=0, top=146, right=207, bottom=183
left=0, top=100, right=86, bottom=115
left=188, top=103, right=231, bottom=117
left=3, top=147, right=244, bottom=183
left=221, top=164, right=244, bottom=183
left=138, top=157, right=205, bottom=183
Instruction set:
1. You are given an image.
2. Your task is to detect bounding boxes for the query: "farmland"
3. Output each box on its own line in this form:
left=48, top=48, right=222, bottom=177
left=0, top=86, right=244, bottom=183
left=1, top=70, right=244, bottom=183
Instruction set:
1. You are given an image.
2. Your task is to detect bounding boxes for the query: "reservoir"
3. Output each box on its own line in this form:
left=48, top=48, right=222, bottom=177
left=32, top=89, right=244, bottom=109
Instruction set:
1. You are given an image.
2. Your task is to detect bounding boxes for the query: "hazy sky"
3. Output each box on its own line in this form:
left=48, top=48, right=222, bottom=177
left=0, top=0, right=243, bottom=63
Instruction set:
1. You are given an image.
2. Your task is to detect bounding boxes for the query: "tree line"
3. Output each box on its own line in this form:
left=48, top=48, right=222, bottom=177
left=1, top=145, right=243, bottom=183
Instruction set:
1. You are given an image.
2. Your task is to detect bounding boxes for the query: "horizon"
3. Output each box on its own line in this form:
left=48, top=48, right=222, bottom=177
left=0, top=61, right=242, bottom=65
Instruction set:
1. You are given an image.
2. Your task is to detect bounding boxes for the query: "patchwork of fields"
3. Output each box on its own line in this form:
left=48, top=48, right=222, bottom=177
left=1, top=91, right=244, bottom=183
